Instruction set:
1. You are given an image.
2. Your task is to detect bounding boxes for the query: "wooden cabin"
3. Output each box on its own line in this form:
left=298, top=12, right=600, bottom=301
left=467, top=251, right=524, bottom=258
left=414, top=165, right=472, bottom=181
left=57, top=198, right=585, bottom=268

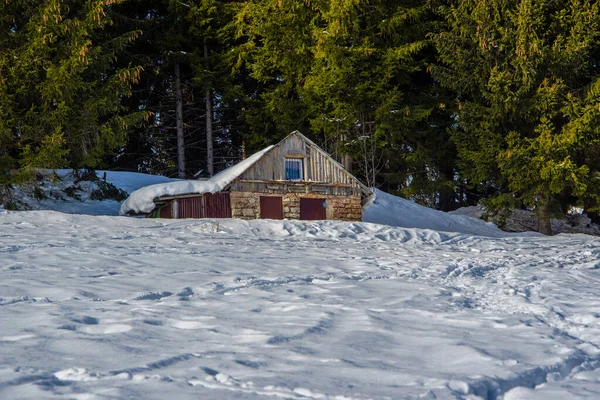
left=143, top=131, right=372, bottom=221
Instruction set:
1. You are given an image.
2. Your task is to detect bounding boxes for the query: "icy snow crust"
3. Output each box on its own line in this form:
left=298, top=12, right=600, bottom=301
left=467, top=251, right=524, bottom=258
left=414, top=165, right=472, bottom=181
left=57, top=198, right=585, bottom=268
left=119, top=146, right=274, bottom=215
left=1, top=210, right=600, bottom=399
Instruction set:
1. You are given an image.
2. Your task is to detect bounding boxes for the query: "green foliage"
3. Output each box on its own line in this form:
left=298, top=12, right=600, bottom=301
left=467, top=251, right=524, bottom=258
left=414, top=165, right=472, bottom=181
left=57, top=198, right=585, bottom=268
left=4, top=0, right=600, bottom=225
left=20, top=131, right=69, bottom=170
left=64, top=185, right=82, bottom=200
left=0, top=156, right=18, bottom=186
left=33, top=186, right=48, bottom=201
left=233, top=0, right=457, bottom=208
left=0, top=0, right=145, bottom=182
left=433, top=0, right=600, bottom=229
left=90, top=181, right=128, bottom=201
left=74, top=168, right=99, bottom=183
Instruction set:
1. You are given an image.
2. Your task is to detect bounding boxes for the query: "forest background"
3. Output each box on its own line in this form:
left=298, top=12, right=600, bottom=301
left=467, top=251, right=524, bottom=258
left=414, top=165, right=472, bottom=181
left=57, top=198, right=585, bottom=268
left=1, top=0, right=600, bottom=234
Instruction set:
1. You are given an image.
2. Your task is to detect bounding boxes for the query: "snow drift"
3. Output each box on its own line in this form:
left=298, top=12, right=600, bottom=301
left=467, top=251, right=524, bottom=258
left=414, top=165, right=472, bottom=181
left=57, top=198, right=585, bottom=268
left=363, top=188, right=528, bottom=237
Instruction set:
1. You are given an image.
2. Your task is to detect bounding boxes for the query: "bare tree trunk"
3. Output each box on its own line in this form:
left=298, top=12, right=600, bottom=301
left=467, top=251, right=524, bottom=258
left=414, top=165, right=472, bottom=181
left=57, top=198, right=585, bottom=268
left=204, top=40, right=214, bottom=177
left=343, top=154, right=353, bottom=172
left=438, top=166, right=456, bottom=211
left=537, top=196, right=553, bottom=235
left=175, top=62, right=185, bottom=179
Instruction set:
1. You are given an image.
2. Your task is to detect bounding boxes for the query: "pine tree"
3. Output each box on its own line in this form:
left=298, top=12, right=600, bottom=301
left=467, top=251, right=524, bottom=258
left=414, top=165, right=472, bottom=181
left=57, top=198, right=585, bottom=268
left=303, top=0, right=456, bottom=208
left=234, top=0, right=457, bottom=208
left=231, top=0, right=314, bottom=149
left=433, top=0, right=600, bottom=233
left=0, top=0, right=147, bottom=183
left=108, top=0, right=244, bottom=177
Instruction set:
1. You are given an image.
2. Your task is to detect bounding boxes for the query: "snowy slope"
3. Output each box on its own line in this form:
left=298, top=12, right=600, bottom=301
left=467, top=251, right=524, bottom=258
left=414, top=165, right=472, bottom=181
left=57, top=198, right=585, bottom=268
left=16, top=170, right=176, bottom=216
left=1, top=211, right=600, bottom=399
left=100, top=170, right=174, bottom=194
left=363, top=189, right=521, bottom=237
left=1, top=173, right=599, bottom=399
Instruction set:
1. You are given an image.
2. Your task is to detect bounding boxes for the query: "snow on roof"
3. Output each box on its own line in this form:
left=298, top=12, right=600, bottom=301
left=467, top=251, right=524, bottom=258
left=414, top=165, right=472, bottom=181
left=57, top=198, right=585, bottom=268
left=119, top=145, right=274, bottom=215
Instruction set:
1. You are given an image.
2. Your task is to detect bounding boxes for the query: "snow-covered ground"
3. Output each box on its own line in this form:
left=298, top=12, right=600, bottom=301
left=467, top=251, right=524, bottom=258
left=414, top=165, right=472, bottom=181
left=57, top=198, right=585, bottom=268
left=13, top=170, right=174, bottom=216
left=1, top=174, right=600, bottom=399
left=364, top=189, right=520, bottom=238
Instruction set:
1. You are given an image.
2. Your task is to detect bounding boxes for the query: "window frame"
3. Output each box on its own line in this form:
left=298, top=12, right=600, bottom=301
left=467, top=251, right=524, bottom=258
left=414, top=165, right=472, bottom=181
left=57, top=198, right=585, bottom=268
left=284, top=157, right=304, bottom=181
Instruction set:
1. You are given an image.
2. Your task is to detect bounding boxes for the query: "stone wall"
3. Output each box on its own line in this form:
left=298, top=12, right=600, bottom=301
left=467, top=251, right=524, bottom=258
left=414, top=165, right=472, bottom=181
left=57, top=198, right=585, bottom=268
left=328, top=195, right=362, bottom=221
left=230, top=191, right=260, bottom=219
left=230, top=191, right=362, bottom=221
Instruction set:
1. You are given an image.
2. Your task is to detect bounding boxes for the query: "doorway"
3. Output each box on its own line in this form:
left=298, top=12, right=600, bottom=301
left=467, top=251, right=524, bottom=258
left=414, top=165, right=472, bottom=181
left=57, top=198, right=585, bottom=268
left=300, top=198, right=326, bottom=220
left=260, top=196, right=283, bottom=219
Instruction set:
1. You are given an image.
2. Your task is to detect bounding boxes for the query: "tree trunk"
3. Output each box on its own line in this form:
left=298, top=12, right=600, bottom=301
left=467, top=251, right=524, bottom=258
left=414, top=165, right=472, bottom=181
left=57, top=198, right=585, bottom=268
left=175, top=62, right=185, bottom=179
left=537, top=196, right=553, bottom=235
left=438, top=166, right=456, bottom=211
left=584, top=197, right=600, bottom=225
left=343, top=154, right=353, bottom=172
left=204, top=41, right=214, bottom=177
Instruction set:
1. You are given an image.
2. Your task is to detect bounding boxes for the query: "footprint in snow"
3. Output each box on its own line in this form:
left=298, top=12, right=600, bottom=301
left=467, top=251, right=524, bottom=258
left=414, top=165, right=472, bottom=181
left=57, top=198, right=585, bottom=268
left=79, top=324, right=132, bottom=334
left=69, top=316, right=132, bottom=334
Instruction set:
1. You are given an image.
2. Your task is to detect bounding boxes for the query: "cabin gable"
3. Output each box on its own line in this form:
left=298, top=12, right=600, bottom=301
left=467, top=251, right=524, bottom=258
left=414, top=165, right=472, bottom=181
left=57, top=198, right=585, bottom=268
left=230, top=131, right=368, bottom=198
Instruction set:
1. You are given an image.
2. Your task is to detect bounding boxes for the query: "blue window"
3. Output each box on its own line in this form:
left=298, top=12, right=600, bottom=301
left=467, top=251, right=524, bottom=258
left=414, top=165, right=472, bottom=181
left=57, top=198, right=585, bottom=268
left=285, top=158, right=304, bottom=181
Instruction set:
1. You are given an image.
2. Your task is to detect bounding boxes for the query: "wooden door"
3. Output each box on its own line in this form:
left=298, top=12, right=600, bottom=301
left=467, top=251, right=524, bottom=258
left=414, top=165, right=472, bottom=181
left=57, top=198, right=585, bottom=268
left=203, top=193, right=231, bottom=218
left=300, top=198, right=326, bottom=220
left=173, top=193, right=231, bottom=219
left=260, top=196, right=283, bottom=219
left=178, top=196, right=203, bottom=218
left=159, top=203, right=173, bottom=218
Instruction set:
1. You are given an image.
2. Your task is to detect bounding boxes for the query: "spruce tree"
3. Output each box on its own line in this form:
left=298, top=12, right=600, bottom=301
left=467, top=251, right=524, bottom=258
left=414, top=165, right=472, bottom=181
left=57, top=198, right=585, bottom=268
left=234, top=0, right=457, bottom=208
left=108, top=0, right=243, bottom=177
left=434, top=0, right=600, bottom=233
left=0, top=0, right=147, bottom=183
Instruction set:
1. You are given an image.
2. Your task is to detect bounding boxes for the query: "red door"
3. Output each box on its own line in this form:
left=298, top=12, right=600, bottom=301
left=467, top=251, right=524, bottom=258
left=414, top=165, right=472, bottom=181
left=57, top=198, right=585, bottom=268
left=178, top=196, right=203, bottom=218
left=300, top=198, right=326, bottom=220
left=159, top=203, right=173, bottom=218
left=260, top=196, right=283, bottom=219
left=174, top=193, right=231, bottom=219
left=203, top=193, right=231, bottom=218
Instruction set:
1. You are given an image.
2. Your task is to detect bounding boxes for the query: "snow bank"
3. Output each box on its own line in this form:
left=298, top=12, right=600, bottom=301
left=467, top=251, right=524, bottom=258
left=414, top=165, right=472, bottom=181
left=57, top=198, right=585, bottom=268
left=363, top=188, right=521, bottom=237
left=98, top=170, right=174, bottom=194
left=119, top=146, right=274, bottom=215
left=119, top=180, right=224, bottom=215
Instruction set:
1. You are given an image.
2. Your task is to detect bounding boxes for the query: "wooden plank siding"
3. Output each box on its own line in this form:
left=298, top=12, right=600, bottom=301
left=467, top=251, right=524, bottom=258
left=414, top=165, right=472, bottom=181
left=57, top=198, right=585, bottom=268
left=234, top=132, right=360, bottom=191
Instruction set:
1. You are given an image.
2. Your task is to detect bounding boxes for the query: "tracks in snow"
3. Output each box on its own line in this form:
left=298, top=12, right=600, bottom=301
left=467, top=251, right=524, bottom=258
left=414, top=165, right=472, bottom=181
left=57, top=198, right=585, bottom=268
left=435, top=241, right=600, bottom=399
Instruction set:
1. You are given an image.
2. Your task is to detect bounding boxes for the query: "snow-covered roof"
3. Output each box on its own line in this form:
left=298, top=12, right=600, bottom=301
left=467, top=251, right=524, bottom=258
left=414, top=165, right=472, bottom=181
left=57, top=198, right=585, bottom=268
left=119, top=145, right=274, bottom=215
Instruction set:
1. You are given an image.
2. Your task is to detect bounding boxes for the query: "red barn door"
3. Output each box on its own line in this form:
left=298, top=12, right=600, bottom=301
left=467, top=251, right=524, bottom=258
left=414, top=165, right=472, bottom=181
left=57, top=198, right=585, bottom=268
left=203, top=193, right=231, bottom=218
left=175, top=193, right=231, bottom=218
left=260, top=196, right=283, bottom=219
left=300, top=198, right=326, bottom=220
